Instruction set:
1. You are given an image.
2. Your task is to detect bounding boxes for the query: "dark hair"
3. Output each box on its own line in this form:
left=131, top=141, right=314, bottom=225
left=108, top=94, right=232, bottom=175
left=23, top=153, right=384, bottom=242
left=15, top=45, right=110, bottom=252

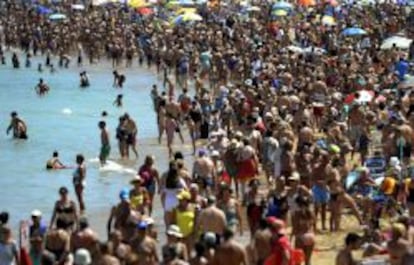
left=59, top=186, right=68, bottom=195
left=194, top=242, right=205, bottom=257
left=98, top=121, right=106, bottom=128
left=41, top=251, right=56, bottom=265
left=53, top=151, right=59, bottom=157
left=0, top=211, right=9, bottom=224
left=345, top=233, right=361, bottom=246
left=99, top=242, right=111, bottom=254
left=223, top=227, right=234, bottom=241
left=174, top=152, right=184, bottom=160
left=76, top=154, right=85, bottom=164
left=165, top=166, right=180, bottom=189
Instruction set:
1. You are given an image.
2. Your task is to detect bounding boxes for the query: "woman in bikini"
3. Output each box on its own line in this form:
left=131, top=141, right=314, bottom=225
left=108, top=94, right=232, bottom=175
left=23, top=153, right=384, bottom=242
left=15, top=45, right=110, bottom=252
left=73, top=154, right=86, bottom=213
left=50, top=187, right=78, bottom=232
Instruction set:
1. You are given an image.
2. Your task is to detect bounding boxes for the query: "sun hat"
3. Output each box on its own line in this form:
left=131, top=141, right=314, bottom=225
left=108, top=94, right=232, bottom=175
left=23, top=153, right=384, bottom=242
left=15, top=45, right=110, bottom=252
left=31, top=209, right=42, bottom=217
left=210, top=150, right=220, bottom=157
left=130, top=175, right=142, bottom=184
left=166, top=224, right=183, bottom=238
left=288, top=172, right=300, bottom=181
left=177, top=190, right=191, bottom=200
left=74, top=248, right=92, bottom=265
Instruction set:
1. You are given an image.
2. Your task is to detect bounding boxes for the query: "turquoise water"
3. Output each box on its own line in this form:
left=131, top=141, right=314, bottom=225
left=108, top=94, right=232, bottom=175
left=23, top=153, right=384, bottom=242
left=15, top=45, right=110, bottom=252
left=0, top=53, right=173, bottom=237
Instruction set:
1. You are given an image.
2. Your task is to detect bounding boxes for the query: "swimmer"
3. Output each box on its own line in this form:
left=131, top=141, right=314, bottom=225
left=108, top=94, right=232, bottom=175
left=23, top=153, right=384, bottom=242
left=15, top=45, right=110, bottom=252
left=113, top=94, right=123, bottom=108
left=38, top=63, right=43, bottom=72
left=35, top=78, right=50, bottom=96
left=46, top=151, right=66, bottom=170
left=6, top=111, right=28, bottom=139
left=79, top=71, right=90, bottom=88
left=50, top=64, right=55, bottom=73
left=98, top=121, right=111, bottom=166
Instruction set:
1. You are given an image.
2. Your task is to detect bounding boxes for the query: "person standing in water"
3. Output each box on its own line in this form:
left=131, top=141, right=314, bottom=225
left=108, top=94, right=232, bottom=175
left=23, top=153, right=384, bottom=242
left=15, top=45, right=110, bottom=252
left=98, top=121, right=110, bottom=166
left=6, top=111, right=28, bottom=139
left=35, top=78, right=50, bottom=96
left=124, top=113, right=139, bottom=158
left=113, top=94, right=123, bottom=108
left=73, top=154, right=86, bottom=213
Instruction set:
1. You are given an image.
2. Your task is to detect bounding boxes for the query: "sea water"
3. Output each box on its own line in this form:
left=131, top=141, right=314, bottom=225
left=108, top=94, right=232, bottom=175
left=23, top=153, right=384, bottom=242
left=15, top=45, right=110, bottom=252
left=0, top=52, right=179, bottom=238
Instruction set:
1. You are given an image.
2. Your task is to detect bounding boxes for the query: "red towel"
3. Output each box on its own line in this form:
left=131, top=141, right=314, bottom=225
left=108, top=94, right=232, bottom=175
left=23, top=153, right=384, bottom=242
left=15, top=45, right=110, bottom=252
left=20, top=248, right=33, bottom=265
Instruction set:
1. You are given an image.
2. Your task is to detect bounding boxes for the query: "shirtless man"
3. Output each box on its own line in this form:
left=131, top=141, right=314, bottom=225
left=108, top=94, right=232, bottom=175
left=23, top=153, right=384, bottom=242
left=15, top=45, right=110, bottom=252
left=6, top=111, right=28, bottom=139
left=212, top=228, right=248, bottom=265
left=46, top=151, right=65, bottom=170
left=130, top=221, right=159, bottom=265
left=195, top=196, right=227, bottom=236
left=335, top=233, right=362, bottom=265
left=98, top=121, right=110, bottom=166
left=348, top=103, right=366, bottom=158
left=35, top=78, right=50, bottom=96
left=192, top=149, right=215, bottom=195
left=298, top=122, right=314, bottom=151
left=252, top=219, right=272, bottom=265
left=71, top=217, right=98, bottom=257
left=96, top=242, right=121, bottom=265
left=124, top=113, right=139, bottom=158
left=311, top=152, right=331, bottom=231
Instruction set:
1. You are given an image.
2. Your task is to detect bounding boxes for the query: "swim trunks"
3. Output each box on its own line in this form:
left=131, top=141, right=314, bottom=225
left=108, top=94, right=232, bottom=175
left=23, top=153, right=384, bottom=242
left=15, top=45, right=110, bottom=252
left=100, top=144, right=111, bottom=161
left=312, top=185, right=330, bottom=205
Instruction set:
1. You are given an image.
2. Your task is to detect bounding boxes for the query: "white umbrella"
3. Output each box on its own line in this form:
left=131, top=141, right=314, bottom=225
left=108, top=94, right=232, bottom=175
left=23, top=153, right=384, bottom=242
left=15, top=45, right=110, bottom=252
left=380, top=36, right=413, bottom=50
left=302, top=46, right=326, bottom=55
left=246, top=6, right=261, bottom=11
left=71, top=4, right=85, bottom=10
left=49, top=13, right=67, bottom=20
left=285, top=45, right=303, bottom=53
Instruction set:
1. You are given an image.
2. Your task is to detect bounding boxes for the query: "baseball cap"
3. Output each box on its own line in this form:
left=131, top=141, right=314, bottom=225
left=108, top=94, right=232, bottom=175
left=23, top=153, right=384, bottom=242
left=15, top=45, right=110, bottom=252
left=266, top=217, right=287, bottom=235
left=31, top=209, right=42, bottom=217
left=137, top=221, right=148, bottom=230
left=119, top=188, right=130, bottom=200
left=166, top=225, right=183, bottom=238
left=177, top=190, right=191, bottom=200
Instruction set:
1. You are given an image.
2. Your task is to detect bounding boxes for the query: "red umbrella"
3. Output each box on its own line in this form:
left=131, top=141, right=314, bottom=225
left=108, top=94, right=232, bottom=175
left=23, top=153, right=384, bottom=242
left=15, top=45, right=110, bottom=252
left=137, top=7, right=154, bottom=15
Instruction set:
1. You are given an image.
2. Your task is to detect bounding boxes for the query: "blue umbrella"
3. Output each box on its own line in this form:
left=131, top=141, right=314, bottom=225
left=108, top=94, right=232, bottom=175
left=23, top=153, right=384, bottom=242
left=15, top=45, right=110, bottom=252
left=272, top=1, right=293, bottom=10
left=342, top=27, right=367, bottom=37
left=36, top=5, right=53, bottom=15
left=49, top=13, right=67, bottom=20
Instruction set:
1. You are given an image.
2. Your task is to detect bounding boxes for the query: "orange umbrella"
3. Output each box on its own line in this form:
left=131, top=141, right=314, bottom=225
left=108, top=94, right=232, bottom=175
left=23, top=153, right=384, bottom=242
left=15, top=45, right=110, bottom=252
left=137, top=7, right=154, bottom=15
left=298, top=0, right=316, bottom=7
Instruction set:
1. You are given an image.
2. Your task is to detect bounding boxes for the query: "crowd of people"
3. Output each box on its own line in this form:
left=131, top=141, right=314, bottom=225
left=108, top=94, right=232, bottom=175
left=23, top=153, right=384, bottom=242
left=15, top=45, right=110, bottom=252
left=1, top=0, right=414, bottom=264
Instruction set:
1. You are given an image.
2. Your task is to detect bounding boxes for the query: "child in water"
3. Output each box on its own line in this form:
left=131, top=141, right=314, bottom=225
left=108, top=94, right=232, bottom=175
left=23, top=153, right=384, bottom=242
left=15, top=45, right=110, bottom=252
left=113, top=94, right=123, bottom=108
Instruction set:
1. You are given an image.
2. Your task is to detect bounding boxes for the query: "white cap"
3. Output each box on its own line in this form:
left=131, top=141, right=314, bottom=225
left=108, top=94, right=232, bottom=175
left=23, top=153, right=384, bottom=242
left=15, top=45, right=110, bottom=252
left=74, top=249, right=91, bottom=265
left=31, top=209, right=42, bottom=217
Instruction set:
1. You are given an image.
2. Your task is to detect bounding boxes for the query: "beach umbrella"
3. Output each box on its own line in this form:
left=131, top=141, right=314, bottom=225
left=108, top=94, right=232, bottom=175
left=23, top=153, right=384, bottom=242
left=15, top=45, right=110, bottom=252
left=137, top=7, right=154, bottom=15
left=380, top=36, right=413, bottom=50
left=129, top=0, right=150, bottom=8
left=272, top=1, right=293, bottom=10
left=321, top=15, right=335, bottom=25
left=176, top=7, right=197, bottom=14
left=179, top=0, right=195, bottom=5
left=302, top=46, right=327, bottom=55
left=285, top=45, right=303, bottom=53
left=166, top=0, right=180, bottom=8
left=71, top=4, right=85, bottom=10
left=49, top=13, right=67, bottom=20
left=173, top=12, right=202, bottom=24
left=272, top=9, right=288, bottom=16
left=298, top=0, right=316, bottom=7
left=342, top=27, right=367, bottom=37
left=246, top=6, right=261, bottom=11
left=344, top=90, right=374, bottom=104
left=36, top=5, right=53, bottom=15
left=325, top=0, right=339, bottom=6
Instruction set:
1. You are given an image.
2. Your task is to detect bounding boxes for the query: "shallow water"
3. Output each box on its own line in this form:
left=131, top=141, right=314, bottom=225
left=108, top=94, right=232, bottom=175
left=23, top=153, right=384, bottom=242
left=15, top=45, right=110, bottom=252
left=0, top=52, right=185, bottom=239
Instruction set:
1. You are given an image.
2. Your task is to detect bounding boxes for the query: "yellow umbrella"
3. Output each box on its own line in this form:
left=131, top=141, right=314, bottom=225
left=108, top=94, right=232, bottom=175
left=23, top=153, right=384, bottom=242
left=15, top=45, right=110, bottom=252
left=176, top=7, right=197, bottom=14
left=272, top=9, right=288, bottom=16
left=129, top=0, right=151, bottom=8
left=321, top=15, right=335, bottom=25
